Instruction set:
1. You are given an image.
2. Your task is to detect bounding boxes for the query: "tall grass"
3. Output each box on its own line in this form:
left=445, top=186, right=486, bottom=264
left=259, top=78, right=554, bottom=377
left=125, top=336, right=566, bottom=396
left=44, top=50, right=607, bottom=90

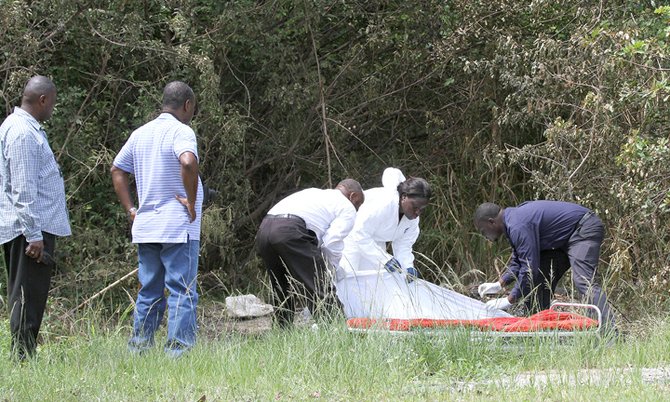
left=1, top=310, right=670, bottom=401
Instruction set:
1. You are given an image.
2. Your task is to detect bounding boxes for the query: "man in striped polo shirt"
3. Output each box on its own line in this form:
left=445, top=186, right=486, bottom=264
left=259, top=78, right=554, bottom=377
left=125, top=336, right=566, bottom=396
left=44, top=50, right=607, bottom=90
left=111, top=81, right=202, bottom=358
left=0, top=76, right=71, bottom=360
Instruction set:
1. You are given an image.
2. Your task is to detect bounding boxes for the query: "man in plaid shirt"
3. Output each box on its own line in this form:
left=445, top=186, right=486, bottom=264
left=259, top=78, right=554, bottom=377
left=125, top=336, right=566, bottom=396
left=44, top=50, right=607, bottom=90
left=0, top=75, right=71, bottom=360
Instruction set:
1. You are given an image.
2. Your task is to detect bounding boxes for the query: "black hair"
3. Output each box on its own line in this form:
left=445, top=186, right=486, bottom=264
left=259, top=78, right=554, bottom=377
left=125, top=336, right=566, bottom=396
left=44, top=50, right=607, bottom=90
left=22, top=76, right=56, bottom=104
left=162, top=81, right=195, bottom=109
left=474, top=202, right=501, bottom=222
left=397, top=177, right=431, bottom=200
left=336, top=178, right=363, bottom=194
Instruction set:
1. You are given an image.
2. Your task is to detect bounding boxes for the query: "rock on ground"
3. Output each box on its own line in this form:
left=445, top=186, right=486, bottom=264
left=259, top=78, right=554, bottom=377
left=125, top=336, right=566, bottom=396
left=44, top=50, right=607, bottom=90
left=225, top=294, right=274, bottom=319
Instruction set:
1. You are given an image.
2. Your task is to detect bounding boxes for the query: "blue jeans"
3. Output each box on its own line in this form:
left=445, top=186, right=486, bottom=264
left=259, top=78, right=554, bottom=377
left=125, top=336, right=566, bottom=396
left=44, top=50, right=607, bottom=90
left=129, top=240, right=199, bottom=350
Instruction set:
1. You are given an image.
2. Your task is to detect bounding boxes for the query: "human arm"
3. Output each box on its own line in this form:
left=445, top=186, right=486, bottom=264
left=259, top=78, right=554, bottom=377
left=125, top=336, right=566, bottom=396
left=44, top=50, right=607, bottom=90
left=175, top=151, right=199, bottom=222
left=500, top=249, right=521, bottom=287
left=7, top=130, right=46, bottom=260
left=344, top=198, right=394, bottom=269
left=111, top=134, right=137, bottom=221
left=478, top=250, right=522, bottom=297
left=506, top=225, right=540, bottom=303
left=321, top=205, right=356, bottom=267
left=111, top=165, right=136, bottom=221
left=7, top=131, right=42, bottom=242
left=173, top=127, right=199, bottom=223
left=391, top=219, right=420, bottom=269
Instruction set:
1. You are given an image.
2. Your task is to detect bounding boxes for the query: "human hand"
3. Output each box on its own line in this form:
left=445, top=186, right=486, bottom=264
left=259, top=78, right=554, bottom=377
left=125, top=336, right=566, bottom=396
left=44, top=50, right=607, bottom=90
left=405, top=267, right=420, bottom=283
left=485, top=297, right=512, bottom=311
left=175, top=195, right=196, bottom=222
left=384, top=257, right=401, bottom=273
left=25, top=240, right=45, bottom=263
left=40, top=250, right=55, bottom=266
left=127, top=207, right=137, bottom=222
left=478, top=281, right=503, bottom=298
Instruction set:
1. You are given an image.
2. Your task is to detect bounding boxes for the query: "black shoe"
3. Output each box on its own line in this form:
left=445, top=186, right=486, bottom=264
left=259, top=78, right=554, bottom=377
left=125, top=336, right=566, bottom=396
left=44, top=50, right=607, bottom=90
left=164, top=340, right=191, bottom=359
left=128, top=339, right=154, bottom=355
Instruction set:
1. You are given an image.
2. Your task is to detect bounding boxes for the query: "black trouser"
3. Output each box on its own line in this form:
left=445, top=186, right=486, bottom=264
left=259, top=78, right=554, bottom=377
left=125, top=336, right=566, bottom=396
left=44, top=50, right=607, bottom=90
left=255, top=215, right=340, bottom=326
left=3, top=233, right=55, bottom=359
left=525, top=214, right=615, bottom=331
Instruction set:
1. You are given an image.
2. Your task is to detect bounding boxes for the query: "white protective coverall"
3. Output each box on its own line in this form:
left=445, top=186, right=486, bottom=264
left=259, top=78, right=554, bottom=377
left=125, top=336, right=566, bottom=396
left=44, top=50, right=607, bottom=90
left=336, top=168, right=510, bottom=321
left=338, top=167, right=419, bottom=275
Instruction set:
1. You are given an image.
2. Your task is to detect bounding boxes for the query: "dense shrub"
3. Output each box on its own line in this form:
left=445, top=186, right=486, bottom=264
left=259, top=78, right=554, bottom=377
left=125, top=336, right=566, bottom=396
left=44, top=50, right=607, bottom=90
left=1, top=1, right=668, bottom=317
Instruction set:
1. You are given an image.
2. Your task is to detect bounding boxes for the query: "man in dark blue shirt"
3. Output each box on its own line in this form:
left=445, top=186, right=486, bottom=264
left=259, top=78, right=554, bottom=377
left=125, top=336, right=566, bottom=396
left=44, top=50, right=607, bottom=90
left=474, top=200, right=615, bottom=331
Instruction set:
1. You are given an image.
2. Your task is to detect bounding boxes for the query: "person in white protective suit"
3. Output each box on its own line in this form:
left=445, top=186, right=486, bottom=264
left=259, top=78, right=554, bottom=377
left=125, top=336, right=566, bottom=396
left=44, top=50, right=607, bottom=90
left=336, top=168, right=510, bottom=321
left=339, top=167, right=429, bottom=279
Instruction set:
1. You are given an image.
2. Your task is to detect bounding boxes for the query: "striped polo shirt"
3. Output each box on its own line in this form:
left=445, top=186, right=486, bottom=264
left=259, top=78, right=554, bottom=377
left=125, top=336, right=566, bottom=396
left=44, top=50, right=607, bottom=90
left=0, top=107, right=71, bottom=244
left=113, top=113, right=203, bottom=243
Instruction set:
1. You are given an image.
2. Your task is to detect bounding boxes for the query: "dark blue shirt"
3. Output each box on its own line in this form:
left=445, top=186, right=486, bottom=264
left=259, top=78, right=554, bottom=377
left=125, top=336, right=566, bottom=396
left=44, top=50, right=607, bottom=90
left=500, top=200, right=589, bottom=301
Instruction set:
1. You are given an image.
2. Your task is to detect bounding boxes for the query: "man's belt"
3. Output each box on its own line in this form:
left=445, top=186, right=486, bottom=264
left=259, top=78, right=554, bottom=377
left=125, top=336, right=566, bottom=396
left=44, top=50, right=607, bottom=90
left=267, top=213, right=305, bottom=224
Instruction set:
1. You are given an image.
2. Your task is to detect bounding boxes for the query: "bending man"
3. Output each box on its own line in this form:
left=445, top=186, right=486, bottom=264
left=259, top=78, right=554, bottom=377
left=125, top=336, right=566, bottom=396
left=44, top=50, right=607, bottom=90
left=475, top=200, right=616, bottom=332
left=255, top=179, right=364, bottom=327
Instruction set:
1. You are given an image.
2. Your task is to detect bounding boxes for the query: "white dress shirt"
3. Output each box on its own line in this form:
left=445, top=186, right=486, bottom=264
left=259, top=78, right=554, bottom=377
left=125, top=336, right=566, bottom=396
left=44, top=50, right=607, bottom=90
left=267, top=188, right=356, bottom=266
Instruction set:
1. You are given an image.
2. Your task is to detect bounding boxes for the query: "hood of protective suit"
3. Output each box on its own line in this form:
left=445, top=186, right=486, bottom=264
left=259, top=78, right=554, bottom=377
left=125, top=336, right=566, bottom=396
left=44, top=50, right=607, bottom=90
left=381, top=167, right=405, bottom=190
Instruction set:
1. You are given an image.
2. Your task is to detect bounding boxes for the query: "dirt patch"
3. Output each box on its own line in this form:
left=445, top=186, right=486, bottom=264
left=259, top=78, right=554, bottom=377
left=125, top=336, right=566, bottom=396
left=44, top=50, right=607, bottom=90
left=197, top=299, right=314, bottom=339
left=198, top=300, right=273, bottom=339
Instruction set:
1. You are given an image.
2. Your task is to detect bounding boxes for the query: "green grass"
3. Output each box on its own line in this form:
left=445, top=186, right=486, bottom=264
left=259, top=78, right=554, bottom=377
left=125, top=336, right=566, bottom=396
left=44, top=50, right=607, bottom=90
left=1, top=314, right=670, bottom=401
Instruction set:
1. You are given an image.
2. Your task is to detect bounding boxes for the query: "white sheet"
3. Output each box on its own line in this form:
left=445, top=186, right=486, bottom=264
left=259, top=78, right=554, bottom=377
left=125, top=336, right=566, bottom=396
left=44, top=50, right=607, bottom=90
left=335, top=270, right=512, bottom=320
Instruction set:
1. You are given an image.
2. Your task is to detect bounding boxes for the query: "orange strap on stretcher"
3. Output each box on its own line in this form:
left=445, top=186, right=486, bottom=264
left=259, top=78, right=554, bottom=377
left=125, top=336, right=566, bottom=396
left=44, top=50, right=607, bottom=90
left=347, top=309, right=598, bottom=332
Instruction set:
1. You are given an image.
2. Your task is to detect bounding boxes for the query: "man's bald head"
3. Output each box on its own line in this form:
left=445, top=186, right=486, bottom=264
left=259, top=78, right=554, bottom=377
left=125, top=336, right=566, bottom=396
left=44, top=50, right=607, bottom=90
left=22, top=76, right=56, bottom=104
left=161, top=81, right=196, bottom=124
left=21, top=75, right=57, bottom=122
left=336, top=178, right=363, bottom=194
left=474, top=202, right=505, bottom=242
left=336, top=178, right=365, bottom=211
left=162, top=81, right=195, bottom=108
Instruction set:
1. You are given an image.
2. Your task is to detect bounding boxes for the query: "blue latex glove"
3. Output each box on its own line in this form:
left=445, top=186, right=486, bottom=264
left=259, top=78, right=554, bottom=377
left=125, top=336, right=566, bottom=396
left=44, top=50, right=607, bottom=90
left=405, top=267, right=420, bottom=283
left=384, top=257, right=401, bottom=273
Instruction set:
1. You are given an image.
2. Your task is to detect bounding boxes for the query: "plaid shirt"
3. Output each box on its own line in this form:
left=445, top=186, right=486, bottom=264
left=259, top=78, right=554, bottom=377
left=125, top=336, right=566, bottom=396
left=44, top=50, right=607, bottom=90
left=0, top=107, right=71, bottom=244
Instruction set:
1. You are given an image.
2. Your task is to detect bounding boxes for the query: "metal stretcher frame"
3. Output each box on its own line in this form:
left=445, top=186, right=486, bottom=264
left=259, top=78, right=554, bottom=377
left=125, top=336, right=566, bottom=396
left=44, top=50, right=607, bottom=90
left=347, top=302, right=603, bottom=339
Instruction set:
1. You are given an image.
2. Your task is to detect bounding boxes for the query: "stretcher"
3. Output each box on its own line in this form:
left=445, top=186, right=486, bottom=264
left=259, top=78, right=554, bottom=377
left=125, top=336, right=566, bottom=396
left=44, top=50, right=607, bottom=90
left=346, top=302, right=602, bottom=340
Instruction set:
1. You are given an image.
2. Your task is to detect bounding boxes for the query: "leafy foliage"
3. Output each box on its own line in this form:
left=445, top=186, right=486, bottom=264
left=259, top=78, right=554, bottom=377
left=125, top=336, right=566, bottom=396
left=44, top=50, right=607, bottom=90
left=1, top=0, right=669, bottom=315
